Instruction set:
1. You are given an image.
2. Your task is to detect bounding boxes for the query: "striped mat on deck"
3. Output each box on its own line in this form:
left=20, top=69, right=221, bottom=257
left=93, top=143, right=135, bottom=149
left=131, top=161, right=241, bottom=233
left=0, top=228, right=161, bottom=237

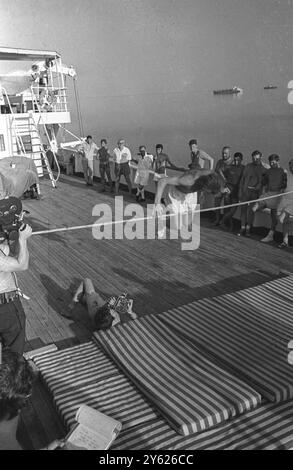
left=112, top=399, right=293, bottom=450
left=32, top=339, right=293, bottom=449
left=157, top=275, right=293, bottom=403
left=93, top=317, right=261, bottom=437
left=33, top=342, right=120, bottom=395
left=33, top=341, right=158, bottom=432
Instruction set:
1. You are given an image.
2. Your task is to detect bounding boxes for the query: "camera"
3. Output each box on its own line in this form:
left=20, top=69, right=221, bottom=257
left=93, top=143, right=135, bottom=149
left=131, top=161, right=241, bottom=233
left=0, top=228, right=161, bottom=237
left=0, top=197, right=29, bottom=249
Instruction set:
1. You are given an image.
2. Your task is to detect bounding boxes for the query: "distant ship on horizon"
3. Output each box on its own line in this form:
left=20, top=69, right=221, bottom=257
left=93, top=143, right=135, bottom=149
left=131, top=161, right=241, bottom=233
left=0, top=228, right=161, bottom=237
left=264, top=85, right=278, bottom=90
left=213, top=86, right=243, bottom=95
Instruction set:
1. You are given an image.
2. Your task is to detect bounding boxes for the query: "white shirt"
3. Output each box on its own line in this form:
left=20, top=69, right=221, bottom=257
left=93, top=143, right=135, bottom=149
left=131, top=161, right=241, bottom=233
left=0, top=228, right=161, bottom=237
left=0, top=243, right=17, bottom=294
left=113, top=146, right=132, bottom=164
left=78, top=141, right=99, bottom=161
left=137, top=154, right=153, bottom=173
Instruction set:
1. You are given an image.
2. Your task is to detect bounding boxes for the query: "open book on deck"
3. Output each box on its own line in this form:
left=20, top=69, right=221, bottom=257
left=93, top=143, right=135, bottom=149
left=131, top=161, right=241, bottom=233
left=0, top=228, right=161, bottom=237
left=64, top=404, right=122, bottom=450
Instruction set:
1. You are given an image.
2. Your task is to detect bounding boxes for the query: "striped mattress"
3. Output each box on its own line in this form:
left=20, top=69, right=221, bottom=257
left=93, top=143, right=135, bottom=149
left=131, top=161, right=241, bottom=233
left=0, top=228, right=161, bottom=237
left=112, top=399, right=293, bottom=450
left=33, top=340, right=293, bottom=450
left=33, top=341, right=158, bottom=431
left=32, top=275, right=293, bottom=449
left=93, top=318, right=261, bottom=436
left=32, top=342, right=120, bottom=395
left=157, top=275, right=293, bottom=403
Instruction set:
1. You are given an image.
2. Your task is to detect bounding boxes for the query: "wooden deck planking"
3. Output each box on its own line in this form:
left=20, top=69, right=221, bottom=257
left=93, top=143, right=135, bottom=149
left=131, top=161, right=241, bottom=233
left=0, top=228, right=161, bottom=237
left=13, top=174, right=293, bottom=449
left=17, top=174, right=293, bottom=347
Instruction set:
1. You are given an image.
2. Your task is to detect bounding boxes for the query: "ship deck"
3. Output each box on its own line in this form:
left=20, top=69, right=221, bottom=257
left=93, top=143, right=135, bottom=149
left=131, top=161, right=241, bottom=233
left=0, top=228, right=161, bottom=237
left=16, top=174, right=293, bottom=449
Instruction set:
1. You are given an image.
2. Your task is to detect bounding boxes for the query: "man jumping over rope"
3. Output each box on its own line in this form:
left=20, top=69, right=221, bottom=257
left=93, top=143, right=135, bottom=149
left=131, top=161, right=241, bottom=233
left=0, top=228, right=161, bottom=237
left=154, top=167, right=228, bottom=237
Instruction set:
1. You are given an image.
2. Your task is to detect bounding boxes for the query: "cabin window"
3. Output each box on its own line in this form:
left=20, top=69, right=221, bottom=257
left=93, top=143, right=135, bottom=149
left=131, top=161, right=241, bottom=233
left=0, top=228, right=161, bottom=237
left=19, top=134, right=33, bottom=153
left=0, top=134, right=5, bottom=152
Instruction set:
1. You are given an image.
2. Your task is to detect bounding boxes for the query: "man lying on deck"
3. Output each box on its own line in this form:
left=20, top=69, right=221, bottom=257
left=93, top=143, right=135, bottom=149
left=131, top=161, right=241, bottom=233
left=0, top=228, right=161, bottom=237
left=153, top=168, right=228, bottom=237
left=64, top=278, right=137, bottom=329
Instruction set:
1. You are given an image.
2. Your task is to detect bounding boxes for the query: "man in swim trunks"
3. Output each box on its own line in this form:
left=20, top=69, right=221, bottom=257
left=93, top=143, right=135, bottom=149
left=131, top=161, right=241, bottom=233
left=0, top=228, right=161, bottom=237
left=65, top=278, right=137, bottom=329
left=154, top=168, right=227, bottom=237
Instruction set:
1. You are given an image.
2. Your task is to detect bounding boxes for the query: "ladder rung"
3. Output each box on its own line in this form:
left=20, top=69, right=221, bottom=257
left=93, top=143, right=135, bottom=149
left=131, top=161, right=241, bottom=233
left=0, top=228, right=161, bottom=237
left=11, top=115, right=56, bottom=189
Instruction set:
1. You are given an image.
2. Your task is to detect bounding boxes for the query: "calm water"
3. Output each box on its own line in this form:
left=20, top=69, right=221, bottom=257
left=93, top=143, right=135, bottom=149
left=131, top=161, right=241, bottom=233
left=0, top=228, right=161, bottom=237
left=69, top=84, right=293, bottom=172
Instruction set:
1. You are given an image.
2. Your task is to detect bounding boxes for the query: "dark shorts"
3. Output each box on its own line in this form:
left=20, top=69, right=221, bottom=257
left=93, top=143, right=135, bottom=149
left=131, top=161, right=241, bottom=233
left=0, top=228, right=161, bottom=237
left=115, top=162, right=130, bottom=178
left=99, top=162, right=111, bottom=170
left=0, top=298, right=26, bottom=355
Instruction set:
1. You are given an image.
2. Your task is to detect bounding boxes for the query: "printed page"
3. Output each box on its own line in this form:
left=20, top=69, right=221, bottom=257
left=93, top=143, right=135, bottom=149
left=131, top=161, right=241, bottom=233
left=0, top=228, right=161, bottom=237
left=66, top=423, right=110, bottom=450
left=76, top=404, right=122, bottom=439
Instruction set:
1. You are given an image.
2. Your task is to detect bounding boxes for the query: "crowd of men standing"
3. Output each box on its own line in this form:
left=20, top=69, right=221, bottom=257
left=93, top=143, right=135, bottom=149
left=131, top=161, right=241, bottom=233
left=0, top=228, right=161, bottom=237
left=77, top=135, right=293, bottom=247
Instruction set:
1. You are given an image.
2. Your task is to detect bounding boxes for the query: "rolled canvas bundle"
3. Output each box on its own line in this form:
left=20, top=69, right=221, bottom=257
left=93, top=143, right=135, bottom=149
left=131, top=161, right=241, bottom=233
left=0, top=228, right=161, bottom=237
left=0, top=156, right=39, bottom=198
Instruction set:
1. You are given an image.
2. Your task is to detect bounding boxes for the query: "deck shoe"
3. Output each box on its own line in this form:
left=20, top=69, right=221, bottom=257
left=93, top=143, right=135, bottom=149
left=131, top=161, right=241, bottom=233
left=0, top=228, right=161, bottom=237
left=278, top=241, right=288, bottom=249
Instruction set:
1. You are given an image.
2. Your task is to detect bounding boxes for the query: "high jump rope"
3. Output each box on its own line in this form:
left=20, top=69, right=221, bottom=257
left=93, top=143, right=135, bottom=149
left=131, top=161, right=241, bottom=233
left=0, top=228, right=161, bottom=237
left=31, top=189, right=293, bottom=237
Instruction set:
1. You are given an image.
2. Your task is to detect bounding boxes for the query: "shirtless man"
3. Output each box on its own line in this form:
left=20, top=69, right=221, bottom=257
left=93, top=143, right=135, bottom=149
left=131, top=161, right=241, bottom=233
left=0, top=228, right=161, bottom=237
left=188, top=139, right=214, bottom=170
left=154, top=168, right=227, bottom=236
left=153, top=144, right=184, bottom=183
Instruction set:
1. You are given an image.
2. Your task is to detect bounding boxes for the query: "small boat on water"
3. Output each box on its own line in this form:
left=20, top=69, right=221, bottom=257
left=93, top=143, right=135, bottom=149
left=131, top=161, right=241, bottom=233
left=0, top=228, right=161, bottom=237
left=264, top=85, right=278, bottom=90
left=213, top=86, right=243, bottom=95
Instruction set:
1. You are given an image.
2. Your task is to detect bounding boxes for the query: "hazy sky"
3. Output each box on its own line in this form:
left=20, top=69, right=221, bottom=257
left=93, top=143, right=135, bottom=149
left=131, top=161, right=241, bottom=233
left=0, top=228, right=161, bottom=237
left=1, top=0, right=293, bottom=161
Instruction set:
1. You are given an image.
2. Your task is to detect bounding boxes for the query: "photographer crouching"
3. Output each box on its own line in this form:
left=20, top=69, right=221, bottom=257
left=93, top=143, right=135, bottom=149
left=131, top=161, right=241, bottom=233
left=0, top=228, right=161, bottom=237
left=0, top=197, right=32, bottom=355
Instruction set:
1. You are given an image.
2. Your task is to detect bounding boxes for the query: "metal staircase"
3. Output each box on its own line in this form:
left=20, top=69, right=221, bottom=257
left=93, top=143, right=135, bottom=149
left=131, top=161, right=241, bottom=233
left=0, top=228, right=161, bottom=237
left=11, top=113, right=57, bottom=188
left=1, top=86, right=58, bottom=189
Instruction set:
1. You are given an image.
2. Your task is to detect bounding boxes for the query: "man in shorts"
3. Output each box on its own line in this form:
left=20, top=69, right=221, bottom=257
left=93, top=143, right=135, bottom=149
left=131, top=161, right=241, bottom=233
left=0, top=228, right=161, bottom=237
left=113, top=139, right=132, bottom=195
left=65, top=278, right=137, bottom=329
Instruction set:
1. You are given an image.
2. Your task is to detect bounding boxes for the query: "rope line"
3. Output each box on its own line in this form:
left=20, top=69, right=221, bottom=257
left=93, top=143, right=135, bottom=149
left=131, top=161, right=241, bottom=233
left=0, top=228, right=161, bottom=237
left=73, top=78, right=84, bottom=137
left=30, top=189, right=293, bottom=237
